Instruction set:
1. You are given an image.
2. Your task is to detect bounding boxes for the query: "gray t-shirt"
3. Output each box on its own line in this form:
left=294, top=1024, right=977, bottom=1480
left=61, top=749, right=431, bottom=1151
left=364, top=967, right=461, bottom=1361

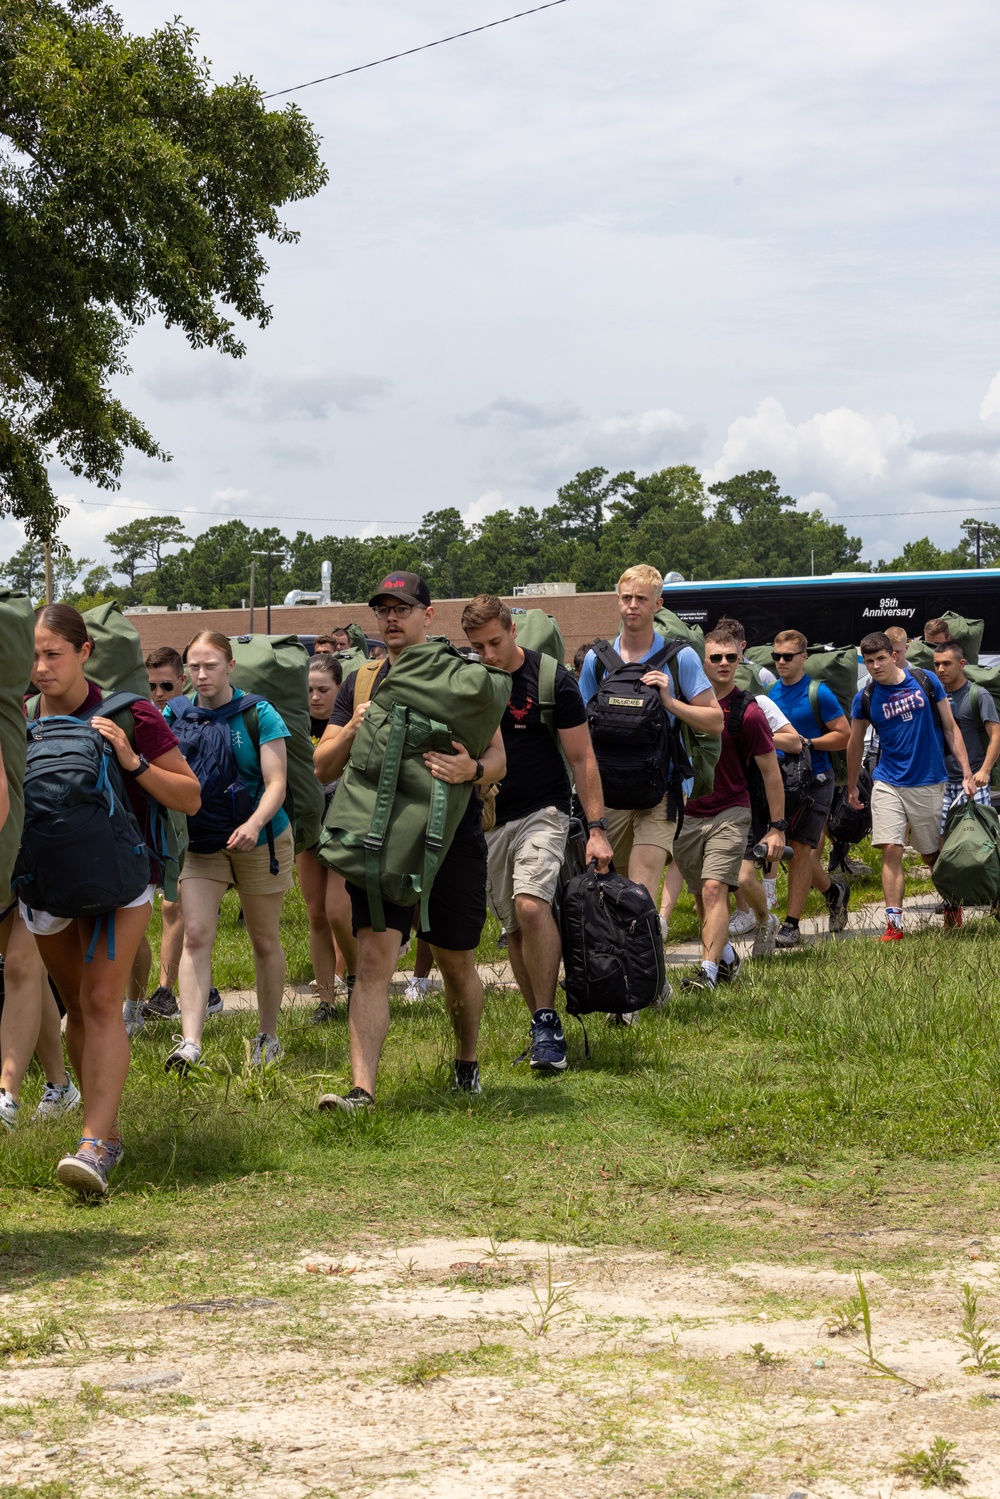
left=946, top=679, right=999, bottom=779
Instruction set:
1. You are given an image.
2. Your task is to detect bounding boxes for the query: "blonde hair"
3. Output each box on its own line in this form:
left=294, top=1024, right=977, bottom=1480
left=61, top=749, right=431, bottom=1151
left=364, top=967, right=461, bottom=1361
left=774, top=628, right=808, bottom=653
left=884, top=626, right=908, bottom=648
left=184, top=630, right=234, bottom=663
left=617, top=564, right=663, bottom=594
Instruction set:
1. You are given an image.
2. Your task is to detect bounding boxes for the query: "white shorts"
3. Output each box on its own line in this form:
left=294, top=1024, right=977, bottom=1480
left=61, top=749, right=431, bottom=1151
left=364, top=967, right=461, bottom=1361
left=18, top=884, right=156, bottom=937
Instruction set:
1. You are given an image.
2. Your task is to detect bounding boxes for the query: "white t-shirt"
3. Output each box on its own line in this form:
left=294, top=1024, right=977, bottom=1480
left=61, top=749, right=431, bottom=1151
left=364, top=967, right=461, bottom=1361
left=755, top=694, right=792, bottom=736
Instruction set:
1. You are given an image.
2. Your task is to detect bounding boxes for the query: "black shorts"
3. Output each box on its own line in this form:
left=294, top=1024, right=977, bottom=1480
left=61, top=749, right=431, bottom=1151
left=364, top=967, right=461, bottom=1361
left=789, top=775, right=836, bottom=849
left=348, top=824, right=488, bottom=952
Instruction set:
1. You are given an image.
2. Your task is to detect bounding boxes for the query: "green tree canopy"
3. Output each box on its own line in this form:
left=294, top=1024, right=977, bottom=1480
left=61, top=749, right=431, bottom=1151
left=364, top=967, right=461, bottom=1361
left=105, top=515, right=188, bottom=586
left=0, top=1, right=327, bottom=540
left=0, top=535, right=91, bottom=599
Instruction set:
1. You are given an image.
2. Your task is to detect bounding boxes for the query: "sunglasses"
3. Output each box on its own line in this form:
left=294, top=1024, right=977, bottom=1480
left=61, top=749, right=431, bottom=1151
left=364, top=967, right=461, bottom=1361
left=772, top=651, right=804, bottom=663
left=707, top=652, right=740, bottom=664
left=149, top=679, right=177, bottom=692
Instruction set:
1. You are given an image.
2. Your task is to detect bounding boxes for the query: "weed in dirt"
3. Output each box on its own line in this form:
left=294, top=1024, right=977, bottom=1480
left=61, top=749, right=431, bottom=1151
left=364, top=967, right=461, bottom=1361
left=0, top=1485, right=76, bottom=1499
left=957, top=1282, right=1000, bottom=1375
left=518, top=1253, right=580, bottom=1338
left=0, top=1317, right=67, bottom=1362
left=851, top=1271, right=926, bottom=1391
left=745, top=1342, right=785, bottom=1367
left=395, top=1341, right=517, bottom=1386
left=822, top=1294, right=864, bottom=1336
left=895, top=1435, right=966, bottom=1488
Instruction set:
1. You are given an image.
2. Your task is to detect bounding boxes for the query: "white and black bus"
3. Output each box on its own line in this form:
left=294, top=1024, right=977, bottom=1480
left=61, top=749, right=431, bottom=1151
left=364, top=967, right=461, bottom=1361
left=661, top=569, right=1000, bottom=656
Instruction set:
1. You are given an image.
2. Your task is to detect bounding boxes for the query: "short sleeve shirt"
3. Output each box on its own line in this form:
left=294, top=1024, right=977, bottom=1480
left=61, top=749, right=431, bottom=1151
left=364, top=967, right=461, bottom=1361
left=945, top=679, right=998, bottom=780
left=577, top=637, right=711, bottom=723
left=768, top=675, right=844, bottom=778
left=685, top=688, right=774, bottom=819
left=165, top=687, right=291, bottom=845
left=852, top=669, right=947, bottom=787
left=495, top=648, right=586, bottom=826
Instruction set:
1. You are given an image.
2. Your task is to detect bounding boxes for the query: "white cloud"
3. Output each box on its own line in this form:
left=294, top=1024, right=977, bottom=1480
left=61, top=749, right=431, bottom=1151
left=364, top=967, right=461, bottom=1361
left=980, top=372, right=1000, bottom=425
left=462, top=489, right=505, bottom=527
left=358, top=520, right=408, bottom=540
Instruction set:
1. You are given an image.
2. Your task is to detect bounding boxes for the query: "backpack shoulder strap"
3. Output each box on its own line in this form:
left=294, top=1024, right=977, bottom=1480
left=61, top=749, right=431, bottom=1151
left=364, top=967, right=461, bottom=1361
left=537, top=652, right=558, bottom=744
left=908, top=667, right=944, bottom=734
left=353, top=660, right=384, bottom=709
left=727, top=688, right=751, bottom=743
left=860, top=681, right=875, bottom=720
left=593, top=640, right=625, bottom=681
left=807, top=677, right=827, bottom=733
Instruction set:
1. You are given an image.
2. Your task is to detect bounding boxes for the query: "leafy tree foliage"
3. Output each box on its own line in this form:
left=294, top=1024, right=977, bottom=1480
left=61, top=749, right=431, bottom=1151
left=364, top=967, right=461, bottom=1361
left=0, top=1, right=327, bottom=540
left=105, top=515, right=188, bottom=586
left=0, top=535, right=90, bottom=599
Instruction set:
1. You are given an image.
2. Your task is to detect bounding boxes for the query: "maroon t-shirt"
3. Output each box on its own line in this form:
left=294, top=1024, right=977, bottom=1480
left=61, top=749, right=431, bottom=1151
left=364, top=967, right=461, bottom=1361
left=684, top=688, right=774, bottom=819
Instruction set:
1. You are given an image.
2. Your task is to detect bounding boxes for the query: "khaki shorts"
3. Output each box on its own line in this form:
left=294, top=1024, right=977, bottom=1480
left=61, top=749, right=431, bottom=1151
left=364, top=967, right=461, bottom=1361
left=179, top=826, right=295, bottom=895
left=605, top=796, right=675, bottom=873
left=673, top=806, right=752, bottom=890
left=870, top=781, right=944, bottom=856
left=485, top=806, right=569, bottom=931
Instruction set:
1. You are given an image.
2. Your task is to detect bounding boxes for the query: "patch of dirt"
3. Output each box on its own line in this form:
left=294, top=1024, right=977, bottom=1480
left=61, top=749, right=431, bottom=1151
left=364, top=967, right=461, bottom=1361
left=3, top=1236, right=1000, bottom=1497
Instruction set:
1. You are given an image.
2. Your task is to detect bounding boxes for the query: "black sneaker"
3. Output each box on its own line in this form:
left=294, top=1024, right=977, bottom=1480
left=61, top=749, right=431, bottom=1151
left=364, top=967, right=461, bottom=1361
left=206, top=986, right=224, bottom=1017
left=717, top=953, right=743, bottom=983
left=452, top=1060, right=482, bottom=1095
left=774, top=921, right=802, bottom=949
left=311, top=999, right=340, bottom=1025
left=317, top=1086, right=374, bottom=1113
left=825, top=879, right=850, bottom=933
left=141, top=985, right=179, bottom=1021
left=514, top=1009, right=568, bottom=1072
left=679, top=965, right=716, bottom=991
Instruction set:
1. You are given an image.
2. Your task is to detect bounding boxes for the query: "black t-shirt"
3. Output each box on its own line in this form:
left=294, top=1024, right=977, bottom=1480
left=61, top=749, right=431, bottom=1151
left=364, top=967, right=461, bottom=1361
left=495, top=649, right=587, bottom=827
left=331, top=662, right=482, bottom=835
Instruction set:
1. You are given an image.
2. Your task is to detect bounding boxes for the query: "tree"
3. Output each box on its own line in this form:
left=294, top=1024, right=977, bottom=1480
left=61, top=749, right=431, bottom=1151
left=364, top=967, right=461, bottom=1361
left=876, top=537, right=967, bottom=573
left=106, top=516, right=187, bottom=586
left=959, top=519, right=1000, bottom=568
left=0, top=2, right=327, bottom=540
left=0, top=536, right=91, bottom=598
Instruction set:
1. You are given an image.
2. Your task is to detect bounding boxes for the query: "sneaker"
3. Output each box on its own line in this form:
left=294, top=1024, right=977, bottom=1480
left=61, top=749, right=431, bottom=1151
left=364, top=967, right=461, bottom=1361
left=717, top=952, right=743, bottom=984
left=751, top=914, right=779, bottom=959
left=206, top=986, right=224, bottom=1017
left=164, top=1037, right=202, bottom=1074
left=515, top=1009, right=568, bottom=1071
left=56, top=1140, right=109, bottom=1197
left=123, top=997, right=145, bottom=1038
left=679, top=966, right=716, bottom=991
left=728, top=908, right=756, bottom=938
left=0, top=1089, right=19, bottom=1133
left=250, top=1033, right=282, bottom=1067
left=32, top=1079, right=81, bottom=1121
left=840, top=856, right=871, bottom=878
left=104, top=1134, right=125, bottom=1177
left=825, top=879, right=850, bottom=933
left=607, top=1011, right=636, bottom=1026
left=311, top=999, right=340, bottom=1025
left=655, top=975, right=673, bottom=1007
left=659, top=915, right=669, bottom=941
left=452, top=1059, right=482, bottom=1095
left=402, top=976, right=430, bottom=1003
left=141, top=985, right=179, bottom=1021
left=774, top=921, right=802, bottom=950
left=943, top=905, right=964, bottom=929
left=934, top=899, right=951, bottom=915
left=317, top=1086, right=375, bottom=1113
left=880, top=923, right=905, bottom=942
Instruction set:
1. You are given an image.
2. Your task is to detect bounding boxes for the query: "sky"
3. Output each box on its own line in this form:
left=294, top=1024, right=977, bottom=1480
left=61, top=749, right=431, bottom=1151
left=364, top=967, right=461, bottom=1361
left=7, top=0, right=1000, bottom=581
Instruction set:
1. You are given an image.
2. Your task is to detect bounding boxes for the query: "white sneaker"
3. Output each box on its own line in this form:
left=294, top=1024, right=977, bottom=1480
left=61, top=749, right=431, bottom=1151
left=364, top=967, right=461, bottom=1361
left=402, top=977, right=430, bottom=1003
left=729, top=908, right=756, bottom=938
left=751, top=914, right=780, bottom=959
left=32, top=1079, right=82, bottom=1121
left=0, top=1089, right=19, bottom=1132
left=251, top=1033, right=282, bottom=1067
left=164, top=1037, right=202, bottom=1074
left=123, top=997, right=145, bottom=1038
left=659, top=915, right=669, bottom=941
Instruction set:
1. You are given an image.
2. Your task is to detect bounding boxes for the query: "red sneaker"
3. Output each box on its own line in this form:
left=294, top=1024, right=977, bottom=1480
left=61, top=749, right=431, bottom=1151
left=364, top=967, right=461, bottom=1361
left=880, top=924, right=905, bottom=941
left=943, top=905, right=964, bottom=928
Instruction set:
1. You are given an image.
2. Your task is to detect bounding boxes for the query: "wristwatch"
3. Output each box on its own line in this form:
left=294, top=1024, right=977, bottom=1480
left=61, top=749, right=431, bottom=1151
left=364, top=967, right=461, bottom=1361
left=124, top=754, right=151, bottom=778
left=587, top=817, right=609, bottom=830
left=768, top=819, right=788, bottom=831
left=472, top=760, right=485, bottom=783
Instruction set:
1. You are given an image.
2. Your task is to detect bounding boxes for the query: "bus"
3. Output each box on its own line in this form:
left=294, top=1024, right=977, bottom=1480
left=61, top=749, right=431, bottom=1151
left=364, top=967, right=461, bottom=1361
left=661, top=569, right=1000, bottom=656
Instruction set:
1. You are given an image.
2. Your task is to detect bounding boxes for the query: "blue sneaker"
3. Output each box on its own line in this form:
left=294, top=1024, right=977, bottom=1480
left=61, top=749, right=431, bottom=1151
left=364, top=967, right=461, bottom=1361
left=516, top=1009, right=568, bottom=1072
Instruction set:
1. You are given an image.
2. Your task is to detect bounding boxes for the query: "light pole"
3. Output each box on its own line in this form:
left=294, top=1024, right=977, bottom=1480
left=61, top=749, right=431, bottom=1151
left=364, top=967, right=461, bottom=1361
left=251, top=549, right=287, bottom=635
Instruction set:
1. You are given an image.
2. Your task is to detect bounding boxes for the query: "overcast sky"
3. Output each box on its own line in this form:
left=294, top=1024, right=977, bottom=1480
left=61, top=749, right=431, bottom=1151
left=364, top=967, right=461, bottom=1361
left=8, top=0, right=1000, bottom=578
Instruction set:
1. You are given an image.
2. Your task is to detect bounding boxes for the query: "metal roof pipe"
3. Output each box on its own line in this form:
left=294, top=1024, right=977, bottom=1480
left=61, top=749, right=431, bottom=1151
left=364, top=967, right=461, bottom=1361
left=282, top=560, right=332, bottom=608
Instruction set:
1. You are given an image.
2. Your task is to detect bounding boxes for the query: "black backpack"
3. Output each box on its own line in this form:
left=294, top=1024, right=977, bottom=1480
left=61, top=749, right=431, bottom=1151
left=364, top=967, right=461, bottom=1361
left=560, top=864, right=666, bottom=1019
left=587, top=639, right=680, bottom=810
left=13, top=692, right=151, bottom=948
left=827, top=768, right=873, bottom=846
left=726, top=689, right=772, bottom=832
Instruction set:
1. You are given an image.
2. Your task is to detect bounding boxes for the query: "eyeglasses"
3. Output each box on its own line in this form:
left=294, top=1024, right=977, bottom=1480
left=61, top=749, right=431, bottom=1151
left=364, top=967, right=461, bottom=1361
left=772, top=651, right=804, bottom=663
left=373, top=603, right=413, bottom=619
left=707, top=652, right=739, bottom=664
left=149, top=680, right=176, bottom=692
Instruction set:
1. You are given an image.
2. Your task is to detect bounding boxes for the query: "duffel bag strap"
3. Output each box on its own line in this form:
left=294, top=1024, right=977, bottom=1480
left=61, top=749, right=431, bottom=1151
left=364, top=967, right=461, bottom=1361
left=363, top=703, right=408, bottom=933
left=418, top=729, right=453, bottom=931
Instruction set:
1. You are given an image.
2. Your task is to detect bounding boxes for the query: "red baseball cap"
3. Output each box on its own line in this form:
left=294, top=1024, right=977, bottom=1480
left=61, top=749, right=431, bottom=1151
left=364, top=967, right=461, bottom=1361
left=369, top=571, right=431, bottom=609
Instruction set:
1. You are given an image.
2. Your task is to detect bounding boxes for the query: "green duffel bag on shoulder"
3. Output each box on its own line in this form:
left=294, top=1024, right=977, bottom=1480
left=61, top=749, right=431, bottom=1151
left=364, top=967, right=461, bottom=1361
left=343, top=622, right=370, bottom=658
left=965, top=668, right=1000, bottom=790
left=511, top=608, right=565, bottom=663
left=907, top=610, right=984, bottom=668
left=318, top=640, right=510, bottom=931
left=654, top=606, right=705, bottom=659
left=82, top=600, right=150, bottom=699
left=734, top=659, right=766, bottom=693
left=754, top=642, right=858, bottom=784
left=230, top=634, right=325, bottom=855
left=932, top=797, right=1000, bottom=909
left=0, top=590, right=35, bottom=906
left=332, top=647, right=369, bottom=677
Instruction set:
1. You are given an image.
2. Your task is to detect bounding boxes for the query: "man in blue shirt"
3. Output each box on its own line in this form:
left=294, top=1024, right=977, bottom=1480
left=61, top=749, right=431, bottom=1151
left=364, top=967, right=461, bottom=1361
left=767, top=628, right=851, bottom=947
left=578, top=564, right=722, bottom=904
left=847, top=631, right=974, bottom=940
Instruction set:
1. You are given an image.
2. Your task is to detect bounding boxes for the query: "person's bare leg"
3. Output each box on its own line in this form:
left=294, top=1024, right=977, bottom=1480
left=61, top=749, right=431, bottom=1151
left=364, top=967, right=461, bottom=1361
left=159, top=897, right=185, bottom=990
left=176, top=878, right=228, bottom=1047
left=0, top=916, right=51, bottom=1100
left=413, top=938, right=433, bottom=980
left=658, top=859, right=683, bottom=927
left=879, top=844, right=905, bottom=910
left=349, top=928, right=404, bottom=1096
left=325, top=872, right=357, bottom=979
left=629, top=842, right=668, bottom=904
left=238, top=889, right=287, bottom=1038
left=786, top=840, right=830, bottom=919
left=504, top=927, right=538, bottom=1014
left=35, top=984, right=69, bottom=1087
left=127, top=935, right=152, bottom=1004
left=700, top=880, right=731, bottom=966
left=509, top=893, right=560, bottom=1016
left=737, top=859, right=768, bottom=924
left=434, top=945, right=483, bottom=1063
left=297, top=850, right=338, bottom=1005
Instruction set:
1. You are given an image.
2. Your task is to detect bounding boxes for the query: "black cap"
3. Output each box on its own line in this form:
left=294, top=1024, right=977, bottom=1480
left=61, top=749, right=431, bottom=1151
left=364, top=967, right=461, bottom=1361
left=368, top=571, right=431, bottom=609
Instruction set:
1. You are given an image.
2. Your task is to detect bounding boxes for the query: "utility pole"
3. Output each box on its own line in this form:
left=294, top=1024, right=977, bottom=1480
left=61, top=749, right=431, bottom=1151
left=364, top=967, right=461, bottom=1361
left=976, top=523, right=982, bottom=569
left=44, top=542, right=54, bottom=604
left=251, top=549, right=286, bottom=635
left=248, top=558, right=256, bottom=632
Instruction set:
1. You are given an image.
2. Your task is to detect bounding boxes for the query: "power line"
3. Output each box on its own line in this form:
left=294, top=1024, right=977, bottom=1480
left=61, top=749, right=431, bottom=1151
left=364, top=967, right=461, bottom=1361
left=263, top=0, right=571, bottom=99
left=71, top=497, right=418, bottom=527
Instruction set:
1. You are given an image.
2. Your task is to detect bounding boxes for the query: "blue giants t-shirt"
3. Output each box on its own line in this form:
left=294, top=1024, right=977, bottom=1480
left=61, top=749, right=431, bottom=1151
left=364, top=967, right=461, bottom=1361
left=578, top=636, right=711, bottom=724
left=852, top=669, right=948, bottom=787
left=768, top=675, right=843, bottom=778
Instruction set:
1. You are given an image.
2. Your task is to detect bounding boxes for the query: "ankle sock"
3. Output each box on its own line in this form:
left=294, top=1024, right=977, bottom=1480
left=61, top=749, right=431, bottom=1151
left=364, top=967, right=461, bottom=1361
left=702, top=960, right=719, bottom=984
left=721, top=943, right=736, bottom=965
left=886, top=907, right=903, bottom=930
left=784, top=915, right=800, bottom=929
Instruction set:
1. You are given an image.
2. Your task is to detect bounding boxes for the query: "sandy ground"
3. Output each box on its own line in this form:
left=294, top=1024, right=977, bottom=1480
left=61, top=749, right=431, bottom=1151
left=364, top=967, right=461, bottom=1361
left=4, top=1232, right=1000, bottom=1497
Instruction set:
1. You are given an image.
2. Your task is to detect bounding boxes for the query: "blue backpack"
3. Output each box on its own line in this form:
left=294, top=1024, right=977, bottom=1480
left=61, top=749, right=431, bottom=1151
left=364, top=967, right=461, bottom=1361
left=13, top=691, right=151, bottom=957
left=166, top=694, right=278, bottom=870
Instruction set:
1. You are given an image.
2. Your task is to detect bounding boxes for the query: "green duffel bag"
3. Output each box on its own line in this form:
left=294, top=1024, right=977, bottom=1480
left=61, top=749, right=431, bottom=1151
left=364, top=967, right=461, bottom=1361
left=734, top=660, right=766, bottom=693
left=932, top=797, right=1000, bottom=908
left=318, top=640, right=510, bottom=930
left=754, top=642, right=858, bottom=784
left=0, top=590, right=35, bottom=907
left=907, top=610, right=984, bottom=668
left=745, top=643, right=774, bottom=673
left=230, top=634, right=325, bottom=855
left=343, top=622, right=370, bottom=658
left=510, top=608, right=565, bottom=663
left=965, top=668, right=1000, bottom=790
left=654, top=606, right=705, bottom=659
left=332, top=647, right=369, bottom=678
left=82, top=600, right=150, bottom=699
